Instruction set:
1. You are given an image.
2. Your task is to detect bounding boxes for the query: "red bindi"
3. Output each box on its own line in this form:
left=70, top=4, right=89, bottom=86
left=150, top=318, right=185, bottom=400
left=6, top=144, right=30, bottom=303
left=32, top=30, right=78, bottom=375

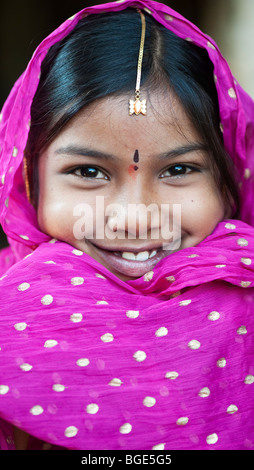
left=128, top=150, right=140, bottom=178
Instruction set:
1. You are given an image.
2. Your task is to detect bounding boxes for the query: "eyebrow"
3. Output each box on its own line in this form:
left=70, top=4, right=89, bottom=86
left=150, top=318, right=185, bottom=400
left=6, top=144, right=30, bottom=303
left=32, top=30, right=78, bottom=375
left=54, top=142, right=208, bottom=161
left=157, top=143, right=208, bottom=160
left=54, top=146, right=120, bottom=162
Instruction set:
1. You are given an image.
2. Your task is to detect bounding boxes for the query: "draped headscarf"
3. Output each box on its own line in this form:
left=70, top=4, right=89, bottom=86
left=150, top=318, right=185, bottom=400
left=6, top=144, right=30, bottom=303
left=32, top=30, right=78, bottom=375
left=0, top=0, right=253, bottom=450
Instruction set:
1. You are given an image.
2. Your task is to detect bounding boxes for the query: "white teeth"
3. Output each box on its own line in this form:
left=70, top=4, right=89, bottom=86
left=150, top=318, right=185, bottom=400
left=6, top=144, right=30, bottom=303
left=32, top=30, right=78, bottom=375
left=122, top=252, right=136, bottom=260
left=121, top=250, right=157, bottom=261
left=136, top=251, right=149, bottom=261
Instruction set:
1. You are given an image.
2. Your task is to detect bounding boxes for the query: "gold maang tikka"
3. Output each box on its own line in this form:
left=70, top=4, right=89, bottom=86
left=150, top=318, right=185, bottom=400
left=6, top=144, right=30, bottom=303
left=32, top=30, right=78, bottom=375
left=129, top=9, right=147, bottom=116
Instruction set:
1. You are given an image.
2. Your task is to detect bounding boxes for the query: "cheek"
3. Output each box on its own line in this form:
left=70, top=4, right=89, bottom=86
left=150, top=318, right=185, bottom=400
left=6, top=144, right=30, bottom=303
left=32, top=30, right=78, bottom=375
left=37, top=189, right=99, bottom=242
left=37, top=197, right=72, bottom=235
left=181, top=187, right=225, bottom=234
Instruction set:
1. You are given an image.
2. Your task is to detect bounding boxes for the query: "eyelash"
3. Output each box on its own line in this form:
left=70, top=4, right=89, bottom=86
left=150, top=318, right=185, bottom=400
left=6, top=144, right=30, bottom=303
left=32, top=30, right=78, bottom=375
left=160, top=164, right=200, bottom=179
left=68, top=166, right=109, bottom=180
left=67, top=163, right=200, bottom=180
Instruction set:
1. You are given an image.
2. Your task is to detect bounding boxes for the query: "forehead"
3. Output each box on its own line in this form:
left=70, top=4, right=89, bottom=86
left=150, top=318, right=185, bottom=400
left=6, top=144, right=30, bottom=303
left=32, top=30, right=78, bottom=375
left=49, top=89, right=201, bottom=155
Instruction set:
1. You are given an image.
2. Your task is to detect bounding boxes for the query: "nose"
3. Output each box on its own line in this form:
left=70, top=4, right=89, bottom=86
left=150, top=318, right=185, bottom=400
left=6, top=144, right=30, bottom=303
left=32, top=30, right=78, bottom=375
left=105, top=182, right=161, bottom=240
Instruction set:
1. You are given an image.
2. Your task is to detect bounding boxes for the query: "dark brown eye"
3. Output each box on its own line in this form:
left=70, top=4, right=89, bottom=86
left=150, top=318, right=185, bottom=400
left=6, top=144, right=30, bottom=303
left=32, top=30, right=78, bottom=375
left=72, top=166, right=107, bottom=179
left=168, top=165, right=187, bottom=176
left=80, top=167, right=100, bottom=178
left=160, top=164, right=191, bottom=178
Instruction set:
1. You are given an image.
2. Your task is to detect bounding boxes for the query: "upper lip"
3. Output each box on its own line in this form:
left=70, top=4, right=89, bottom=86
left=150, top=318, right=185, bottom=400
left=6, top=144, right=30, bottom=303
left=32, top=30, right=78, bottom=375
left=89, top=241, right=164, bottom=253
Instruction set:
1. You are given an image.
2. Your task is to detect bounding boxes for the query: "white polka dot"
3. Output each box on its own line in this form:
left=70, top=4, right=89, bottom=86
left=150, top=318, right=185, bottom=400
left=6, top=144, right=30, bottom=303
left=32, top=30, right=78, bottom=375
left=198, top=387, right=210, bottom=397
left=18, top=282, right=30, bottom=291
left=70, top=313, right=83, bottom=323
left=237, top=325, right=247, bottom=335
left=76, top=358, right=90, bottom=367
left=228, top=87, right=236, bottom=99
left=108, top=378, right=123, bottom=386
left=86, top=403, right=99, bottom=414
left=0, top=385, right=9, bottom=395
left=41, top=295, right=53, bottom=305
left=143, top=396, right=156, bottom=407
left=52, top=384, right=65, bottom=392
left=241, top=258, right=252, bottom=266
left=101, top=333, right=114, bottom=343
left=126, top=310, right=139, bottom=318
left=119, top=423, right=132, bottom=434
left=12, top=146, right=18, bottom=157
left=188, top=340, right=200, bottom=350
left=44, top=260, right=56, bottom=264
left=95, top=273, right=106, bottom=279
left=227, top=404, right=238, bottom=414
left=207, top=41, right=216, bottom=50
left=176, top=417, right=189, bottom=426
left=133, top=350, right=147, bottom=362
left=144, top=271, right=154, bottom=281
left=19, top=235, right=29, bottom=240
left=217, top=357, right=226, bottom=368
left=64, top=426, right=78, bottom=438
left=164, top=14, right=173, bottom=21
left=206, top=433, right=218, bottom=445
left=72, top=249, right=83, bottom=256
left=215, top=264, right=226, bottom=268
left=165, top=371, right=179, bottom=380
left=20, top=363, right=33, bottom=372
left=208, top=311, right=220, bottom=321
left=155, top=327, right=168, bottom=337
left=237, top=238, right=248, bottom=247
left=244, top=168, right=251, bottom=179
left=96, top=300, right=108, bottom=305
left=152, top=443, right=165, bottom=450
left=71, top=277, right=84, bottom=285
left=44, top=340, right=58, bottom=348
left=30, top=405, right=44, bottom=416
left=179, top=299, right=191, bottom=306
left=225, top=223, right=236, bottom=230
left=166, top=275, right=175, bottom=282
left=244, top=374, right=254, bottom=384
left=240, top=281, right=251, bottom=288
left=14, top=322, right=27, bottom=331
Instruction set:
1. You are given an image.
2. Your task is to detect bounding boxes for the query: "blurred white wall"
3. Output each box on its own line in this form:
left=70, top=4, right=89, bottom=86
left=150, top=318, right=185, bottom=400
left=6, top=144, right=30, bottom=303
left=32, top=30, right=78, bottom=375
left=202, top=0, right=254, bottom=97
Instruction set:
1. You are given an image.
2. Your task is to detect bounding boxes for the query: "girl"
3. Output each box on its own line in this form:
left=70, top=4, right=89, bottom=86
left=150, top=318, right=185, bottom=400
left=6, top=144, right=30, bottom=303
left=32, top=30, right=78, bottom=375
left=0, top=0, right=253, bottom=450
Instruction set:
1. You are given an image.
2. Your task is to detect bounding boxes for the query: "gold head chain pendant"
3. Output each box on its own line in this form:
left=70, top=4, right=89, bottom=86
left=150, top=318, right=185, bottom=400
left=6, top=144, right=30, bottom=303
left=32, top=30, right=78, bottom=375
left=129, top=9, right=147, bottom=116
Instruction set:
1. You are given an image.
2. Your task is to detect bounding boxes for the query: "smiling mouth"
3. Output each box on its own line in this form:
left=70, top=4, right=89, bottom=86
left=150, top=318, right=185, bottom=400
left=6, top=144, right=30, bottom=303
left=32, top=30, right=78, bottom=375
left=87, top=241, right=169, bottom=279
left=112, top=248, right=158, bottom=261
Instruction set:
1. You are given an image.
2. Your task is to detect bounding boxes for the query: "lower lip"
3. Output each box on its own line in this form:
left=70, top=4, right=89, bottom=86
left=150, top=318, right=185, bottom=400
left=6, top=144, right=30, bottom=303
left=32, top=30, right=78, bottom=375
left=89, top=243, right=170, bottom=279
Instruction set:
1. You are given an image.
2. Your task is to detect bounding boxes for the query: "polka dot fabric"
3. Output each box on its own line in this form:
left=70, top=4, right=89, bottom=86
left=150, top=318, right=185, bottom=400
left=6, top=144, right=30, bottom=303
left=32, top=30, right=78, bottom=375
left=0, top=220, right=254, bottom=449
left=0, top=0, right=254, bottom=450
left=1, top=0, right=254, bottom=272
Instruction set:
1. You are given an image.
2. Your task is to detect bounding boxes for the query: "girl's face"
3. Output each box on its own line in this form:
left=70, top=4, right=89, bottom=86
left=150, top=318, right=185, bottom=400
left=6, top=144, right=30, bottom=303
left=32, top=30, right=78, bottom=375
left=37, top=91, right=227, bottom=280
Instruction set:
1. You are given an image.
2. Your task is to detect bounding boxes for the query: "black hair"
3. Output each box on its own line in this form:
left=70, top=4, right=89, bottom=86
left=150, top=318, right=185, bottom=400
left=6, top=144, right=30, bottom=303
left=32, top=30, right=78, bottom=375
left=26, top=8, right=239, bottom=214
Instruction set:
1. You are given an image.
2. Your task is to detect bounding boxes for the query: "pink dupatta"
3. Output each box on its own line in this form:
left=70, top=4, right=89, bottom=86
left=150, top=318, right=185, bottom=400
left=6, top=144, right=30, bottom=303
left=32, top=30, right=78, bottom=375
left=0, top=0, right=254, bottom=450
